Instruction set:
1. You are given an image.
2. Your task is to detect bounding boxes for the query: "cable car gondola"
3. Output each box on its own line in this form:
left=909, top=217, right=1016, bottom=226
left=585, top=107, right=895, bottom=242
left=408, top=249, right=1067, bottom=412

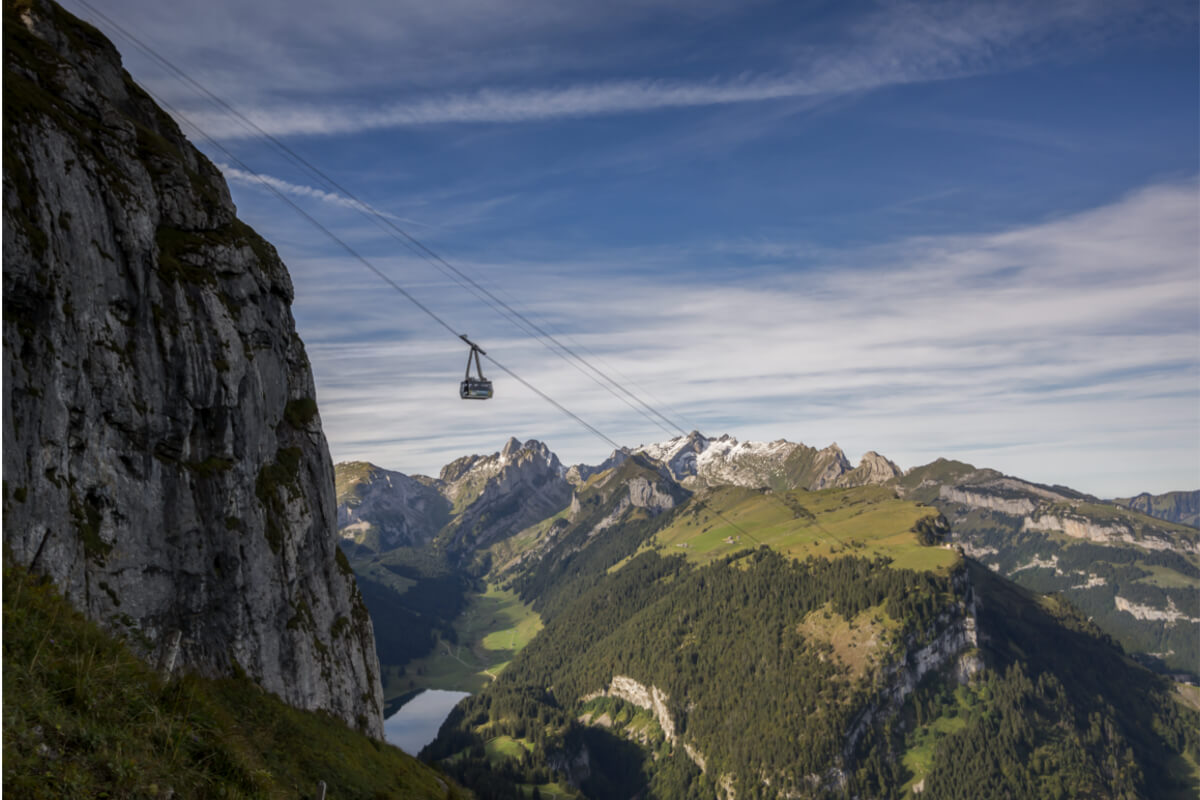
left=459, top=335, right=493, bottom=400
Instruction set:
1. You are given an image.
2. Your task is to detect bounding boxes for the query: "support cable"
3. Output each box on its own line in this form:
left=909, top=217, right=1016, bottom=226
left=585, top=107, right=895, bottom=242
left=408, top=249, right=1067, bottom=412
left=70, top=0, right=684, bottom=438
left=72, top=1, right=804, bottom=553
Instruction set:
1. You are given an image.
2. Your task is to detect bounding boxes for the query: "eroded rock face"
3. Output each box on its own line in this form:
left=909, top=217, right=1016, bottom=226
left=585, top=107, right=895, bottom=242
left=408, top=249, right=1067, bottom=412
left=939, top=486, right=1036, bottom=516
left=438, top=438, right=572, bottom=552
left=836, top=451, right=904, bottom=488
left=2, top=0, right=383, bottom=737
left=1023, top=514, right=1199, bottom=553
left=335, top=462, right=449, bottom=552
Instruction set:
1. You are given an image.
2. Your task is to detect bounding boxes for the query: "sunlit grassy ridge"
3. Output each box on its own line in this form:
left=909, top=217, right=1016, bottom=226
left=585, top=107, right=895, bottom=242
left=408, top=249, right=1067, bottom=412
left=644, top=485, right=960, bottom=573
left=2, top=563, right=469, bottom=799
left=334, top=461, right=378, bottom=507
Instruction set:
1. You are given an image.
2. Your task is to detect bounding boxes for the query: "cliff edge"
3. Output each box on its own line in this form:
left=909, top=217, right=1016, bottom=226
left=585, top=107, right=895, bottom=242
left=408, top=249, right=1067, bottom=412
left=2, top=0, right=384, bottom=736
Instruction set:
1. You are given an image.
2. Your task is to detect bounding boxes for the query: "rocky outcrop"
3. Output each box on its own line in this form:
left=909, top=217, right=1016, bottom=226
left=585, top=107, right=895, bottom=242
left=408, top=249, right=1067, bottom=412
left=586, top=474, right=680, bottom=538
left=1023, top=514, right=1199, bottom=553
left=584, top=675, right=677, bottom=743
left=438, top=438, right=571, bottom=553
left=836, top=451, right=903, bottom=488
left=566, top=449, right=630, bottom=485
left=335, top=461, right=449, bottom=551
left=939, top=486, right=1035, bottom=516
left=808, top=443, right=853, bottom=489
left=1115, top=596, right=1200, bottom=625
left=625, top=475, right=678, bottom=513
left=581, top=673, right=715, bottom=776
left=844, top=568, right=980, bottom=757
left=2, top=0, right=382, bottom=736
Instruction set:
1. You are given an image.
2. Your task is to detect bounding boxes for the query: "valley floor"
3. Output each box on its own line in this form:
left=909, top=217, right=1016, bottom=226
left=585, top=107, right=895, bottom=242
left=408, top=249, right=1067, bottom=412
left=386, top=584, right=543, bottom=698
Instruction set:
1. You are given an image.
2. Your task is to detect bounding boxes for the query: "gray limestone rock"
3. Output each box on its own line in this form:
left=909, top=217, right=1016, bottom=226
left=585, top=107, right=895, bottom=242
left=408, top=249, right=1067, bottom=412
left=835, top=450, right=904, bottom=488
left=438, top=438, right=572, bottom=553
left=3, top=0, right=383, bottom=737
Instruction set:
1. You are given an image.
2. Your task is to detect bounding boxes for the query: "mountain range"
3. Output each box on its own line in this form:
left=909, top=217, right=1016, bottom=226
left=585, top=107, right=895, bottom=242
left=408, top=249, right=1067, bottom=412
left=6, top=0, right=1197, bottom=796
left=339, top=432, right=1198, bottom=670
left=336, top=434, right=1200, bottom=798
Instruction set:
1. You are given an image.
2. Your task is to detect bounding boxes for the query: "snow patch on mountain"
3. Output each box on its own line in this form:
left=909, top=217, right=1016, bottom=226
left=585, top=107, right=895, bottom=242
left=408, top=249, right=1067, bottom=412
left=631, top=431, right=868, bottom=491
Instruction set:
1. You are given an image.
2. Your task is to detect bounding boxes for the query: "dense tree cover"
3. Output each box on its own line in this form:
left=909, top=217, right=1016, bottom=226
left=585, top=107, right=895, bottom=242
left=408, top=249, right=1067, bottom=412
left=424, top=549, right=1199, bottom=799
left=345, top=545, right=472, bottom=669
left=431, top=549, right=965, bottom=798
left=932, top=564, right=1200, bottom=799
left=915, top=665, right=1144, bottom=799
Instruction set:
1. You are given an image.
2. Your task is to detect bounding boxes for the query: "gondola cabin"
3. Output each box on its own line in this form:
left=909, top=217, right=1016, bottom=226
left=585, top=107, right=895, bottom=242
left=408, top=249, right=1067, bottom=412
left=460, top=378, right=493, bottom=399
left=459, top=334, right=493, bottom=400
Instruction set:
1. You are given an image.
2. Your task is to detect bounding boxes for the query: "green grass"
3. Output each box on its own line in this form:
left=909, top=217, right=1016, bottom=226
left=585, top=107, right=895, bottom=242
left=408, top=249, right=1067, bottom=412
left=2, top=562, right=469, bottom=799
left=1138, top=563, right=1200, bottom=590
left=644, top=485, right=960, bottom=573
left=485, top=735, right=535, bottom=761
left=798, top=602, right=898, bottom=681
left=900, top=685, right=977, bottom=793
left=333, top=461, right=378, bottom=506
left=399, top=585, right=543, bottom=694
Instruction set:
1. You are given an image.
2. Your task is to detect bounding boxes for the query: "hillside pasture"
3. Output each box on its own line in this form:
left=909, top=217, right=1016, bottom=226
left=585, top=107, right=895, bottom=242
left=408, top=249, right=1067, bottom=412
left=400, top=585, right=543, bottom=693
left=647, top=485, right=960, bottom=573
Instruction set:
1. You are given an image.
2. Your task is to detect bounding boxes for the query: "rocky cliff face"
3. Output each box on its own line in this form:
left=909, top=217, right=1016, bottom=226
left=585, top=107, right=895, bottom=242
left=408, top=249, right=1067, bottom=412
left=1023, top=512, right=1200, bottom=554
left=938, top=485, right=1036, bottom=516
left=335, top=461, right=449, bottom=552
left=579, top=463, right=684, bottom=538
left=835, top=450, right=904, bottom=488
left=437, top=438, right=572, bottom=553
left=2, top=0, right=383, bottom=736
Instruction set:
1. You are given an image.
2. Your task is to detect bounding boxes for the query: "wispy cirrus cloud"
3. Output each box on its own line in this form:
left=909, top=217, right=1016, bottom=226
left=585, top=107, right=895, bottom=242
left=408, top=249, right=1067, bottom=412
left=157, top=0, right=1193, bottom=139
left=217, top=163, right=434, bottom=228
left=281, top=177, right=1199, bottom=496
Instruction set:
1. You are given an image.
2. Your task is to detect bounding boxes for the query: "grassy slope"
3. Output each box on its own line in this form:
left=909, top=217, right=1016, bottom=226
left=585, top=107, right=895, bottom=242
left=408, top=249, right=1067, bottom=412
left=645, top=485, right=959, bottom=573
left=3, top=564, right=469, bottom=800
left=396, top=585, right=543, bottom=695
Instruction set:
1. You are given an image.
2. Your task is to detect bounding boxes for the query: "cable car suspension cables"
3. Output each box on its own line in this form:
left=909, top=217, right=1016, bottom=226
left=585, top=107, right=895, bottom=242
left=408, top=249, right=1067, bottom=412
left=70, top=2, right=791, bottom=547
left=69, top=0, right=684, bottom=438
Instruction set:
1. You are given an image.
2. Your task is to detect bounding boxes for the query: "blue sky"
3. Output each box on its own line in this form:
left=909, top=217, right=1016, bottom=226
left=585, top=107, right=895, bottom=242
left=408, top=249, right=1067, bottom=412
left=79, top=0, right=1198, bottom=496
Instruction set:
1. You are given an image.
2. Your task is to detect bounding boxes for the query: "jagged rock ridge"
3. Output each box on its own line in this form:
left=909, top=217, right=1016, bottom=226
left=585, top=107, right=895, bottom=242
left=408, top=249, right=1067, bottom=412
left=336, top=438, right=572, bottom=557
left=439, top=437, right=571, bottom=552
left=628, top=431, right=900, bottom=491
left=2, top=0, right=383, bottom=736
